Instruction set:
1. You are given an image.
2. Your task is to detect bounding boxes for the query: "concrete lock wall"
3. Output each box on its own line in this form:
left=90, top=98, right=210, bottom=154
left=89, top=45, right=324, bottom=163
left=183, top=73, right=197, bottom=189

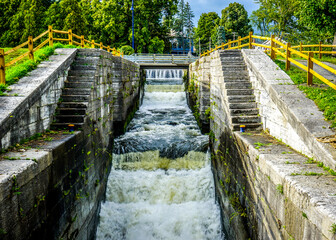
left=189, top=49, right=336, bottom=240
left=0, top=49, right=142, bottom=239
left=188, top=56, right=211, bottom=132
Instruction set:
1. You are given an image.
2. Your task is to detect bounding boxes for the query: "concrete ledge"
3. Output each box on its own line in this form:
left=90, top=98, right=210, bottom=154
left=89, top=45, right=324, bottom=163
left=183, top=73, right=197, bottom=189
left=0, top=49, right=77, bottom=150
left=235, top=131, right=336, bottom=239
left=242, top=49, right=336, bottom=169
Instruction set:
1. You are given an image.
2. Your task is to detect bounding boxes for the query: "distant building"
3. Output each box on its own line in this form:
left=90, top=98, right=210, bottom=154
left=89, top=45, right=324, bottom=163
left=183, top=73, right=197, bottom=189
left=169, top=30, right=195, bottom=55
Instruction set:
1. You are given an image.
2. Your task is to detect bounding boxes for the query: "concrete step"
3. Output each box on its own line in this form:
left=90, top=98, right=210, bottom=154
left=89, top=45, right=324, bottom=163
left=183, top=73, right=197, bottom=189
left=64, top=81, right=93, bottom=88
left=56, top=108, right=86, bottom=115
left=71, top=64, right=97, bottom=71
left=222, top=66, right=247, bottom=71
left=54, top=115, right=86, bottom=123
left=67, top=76, right=95, bottom=82
left=229, top=102, right=257, bottom=109
left=74, top=58, right=100, bottom=65
left=51, top=122, right=84, bottom=130
left=224, top=82, right=251, bottom=89
left=221, top=57, right=244, bottom=63
left=232, top=123, right=262, bottom=131
left=68, top=70, right=96, bottom=77
left=76, top=50, right=101, bottom=58
left=231, top=115, right=260, bottom=124
left=222, top=72, right=249, bottom=79
left=228, top=95, right=255, bottom=103
left=226, top=89, right=254, bottom=95
left=230, top=108, right=259, bottom=116
left=223, top=79, right=250, bottom=83
left=62, top=95, right=90, bottom=102
left=62, top=88, right=91, bottom=95
left=58, top=102, right=88, bottom=109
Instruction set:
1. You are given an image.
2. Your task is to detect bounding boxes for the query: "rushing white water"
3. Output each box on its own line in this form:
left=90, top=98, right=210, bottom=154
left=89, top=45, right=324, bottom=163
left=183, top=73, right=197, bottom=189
left=96, top=69, right=223, bottom=240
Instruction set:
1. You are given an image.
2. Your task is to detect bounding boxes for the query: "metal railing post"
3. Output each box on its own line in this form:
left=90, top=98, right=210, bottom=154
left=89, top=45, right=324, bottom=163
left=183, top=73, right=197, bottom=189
left=307, top=52, right=313, bottom=85
left=153, top=54, right=156, bottom=63
left=172, top=54, right=174, bottom=64
left=48, top=25, right=53, bottom=47
left=0, top=49, right=5, bottom=84
left=286, top=42, right=291, bottom=70
left=28, top=36, right=34, bottom=61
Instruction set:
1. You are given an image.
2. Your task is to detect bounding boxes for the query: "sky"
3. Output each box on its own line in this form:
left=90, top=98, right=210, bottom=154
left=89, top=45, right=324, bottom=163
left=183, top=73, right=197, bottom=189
left=191, top=0, right=260, bottom=26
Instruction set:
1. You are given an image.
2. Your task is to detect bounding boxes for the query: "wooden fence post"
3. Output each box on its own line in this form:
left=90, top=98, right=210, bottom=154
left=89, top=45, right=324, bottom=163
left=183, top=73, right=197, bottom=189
left=270, top=34, right=275, bottom=60
left=238, top=36, right=241, bottom=49
left=221, top=43, right=224, bottom=50
left=249, top=32, right=253, bottom=49
left=307, top=52, right=313, bottom=85
left=28, top=36, right=34, bottom=61
left=0, top=49, right=5, bottom=84
left=48, top=26, right=53, bottom=47
left=107, top=46, right=110, bottom=52
left=68, top=29, right=73, bottom=45
left=81, top=36, right=84, bottom=48
left=300, top=42, right=303, bottom=53
left=319, top=41, right=322, bottom=59
left=228, top=40, right=231, bottom=49
left=286, top=42, right=291, bottom=70
left=91, top=40, right=95, bottom=48
left=100, top=42, right=103, bottom=49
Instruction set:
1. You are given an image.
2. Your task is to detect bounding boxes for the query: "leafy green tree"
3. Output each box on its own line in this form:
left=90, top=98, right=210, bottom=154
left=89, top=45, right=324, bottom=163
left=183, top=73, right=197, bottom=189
left=148, top=36, right=165, bottom=53
left=254, top=0, right=299, bottom=38
left=120, top=45, right=135, bottom=55
left=297, top=0, right=336, bottom=43
left=0, top=0, right=21, bottom=46
left=250, top=7, right=272, bottom=36
left=220, top=2, right=252, bottom=40
left=194, top=12, right=220, bottom=52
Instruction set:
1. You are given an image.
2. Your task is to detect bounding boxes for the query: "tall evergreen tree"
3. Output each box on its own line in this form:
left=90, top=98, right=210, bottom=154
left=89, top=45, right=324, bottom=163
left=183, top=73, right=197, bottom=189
left=184, top=2, right=194, bottom=53
left=194, top=12, right=219, bottom=52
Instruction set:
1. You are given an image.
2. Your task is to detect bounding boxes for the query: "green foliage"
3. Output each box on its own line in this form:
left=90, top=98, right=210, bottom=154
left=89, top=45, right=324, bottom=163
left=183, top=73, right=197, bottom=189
left=148, top=37, right=165, bottom=54
left=330, top=223, right=336, bottom=235
left=120, top=45, right=134, bottom=55
left=275, top=60, right=336, bottom=128
left=194, top=12, right=220, bottom=52
left=276, top=184, right=284, bottom=194
left=220, top=2, right=252, bottom=41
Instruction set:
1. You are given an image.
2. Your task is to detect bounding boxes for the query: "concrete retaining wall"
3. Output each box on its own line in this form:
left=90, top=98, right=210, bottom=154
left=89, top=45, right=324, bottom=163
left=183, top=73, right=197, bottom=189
left=197, top=49, right=336, bottom=239
left=0, top=49, right=142, bottom=239
left=188, top=56, right=211, bottom=132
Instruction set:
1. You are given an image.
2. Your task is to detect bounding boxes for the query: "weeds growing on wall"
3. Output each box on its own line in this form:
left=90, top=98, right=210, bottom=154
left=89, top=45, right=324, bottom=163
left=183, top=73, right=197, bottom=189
left=275, top=60, right=336, bottom=128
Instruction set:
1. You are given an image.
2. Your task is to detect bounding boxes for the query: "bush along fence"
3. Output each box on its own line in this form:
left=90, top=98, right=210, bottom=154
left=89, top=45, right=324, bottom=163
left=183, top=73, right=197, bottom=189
left=201, top=32, right=336, bottom=90
left=0, top=25, right=123, bottom=85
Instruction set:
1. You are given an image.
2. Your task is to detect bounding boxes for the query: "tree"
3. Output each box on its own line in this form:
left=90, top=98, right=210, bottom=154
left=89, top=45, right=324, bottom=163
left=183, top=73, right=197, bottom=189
left=254, top=0, right=299, bottom=39
left=220, top=2, right=252, bottom=40
left=0, top=0, right=21, bottom=46
left=250, top=7, right=272, bottom=36
left=184, top=2, right=195, bottom=53
left=194, top=12, right=220, bottom=52
left=297, top=0, right=336, bottom=43
left=148, top=36, right=165, bottom=53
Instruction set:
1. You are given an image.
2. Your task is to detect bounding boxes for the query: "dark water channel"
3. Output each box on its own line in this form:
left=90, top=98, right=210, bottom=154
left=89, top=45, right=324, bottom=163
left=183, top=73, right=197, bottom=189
left=95, top=69, right=223, bottom=240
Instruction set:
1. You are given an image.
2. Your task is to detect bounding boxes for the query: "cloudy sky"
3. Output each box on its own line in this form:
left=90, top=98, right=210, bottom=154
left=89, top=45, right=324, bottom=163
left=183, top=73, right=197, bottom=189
left=191, top=0, right=260, bottom=25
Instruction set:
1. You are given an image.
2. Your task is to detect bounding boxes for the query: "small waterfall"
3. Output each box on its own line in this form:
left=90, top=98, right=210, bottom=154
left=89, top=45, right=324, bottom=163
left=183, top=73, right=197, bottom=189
left=96, top=69, right=223, bottom=240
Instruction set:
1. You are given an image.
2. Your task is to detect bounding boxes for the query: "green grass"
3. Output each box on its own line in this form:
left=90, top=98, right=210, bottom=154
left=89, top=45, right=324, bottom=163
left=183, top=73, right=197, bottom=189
left=1, top=43, right=79, bottom=95
left=275, top=60, right=336, bottom=128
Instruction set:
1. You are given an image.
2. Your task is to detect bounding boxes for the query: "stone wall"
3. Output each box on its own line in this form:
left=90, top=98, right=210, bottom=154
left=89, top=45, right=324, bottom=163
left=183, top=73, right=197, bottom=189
left=0, top=49, right=77, bottom=150
left=188, top=56, right=211, bottom=132
left=0, top=49, right=142, bottom=239
left=203, top=49, right=336, bottom=240
left=242, top=49, right=336, bottom=170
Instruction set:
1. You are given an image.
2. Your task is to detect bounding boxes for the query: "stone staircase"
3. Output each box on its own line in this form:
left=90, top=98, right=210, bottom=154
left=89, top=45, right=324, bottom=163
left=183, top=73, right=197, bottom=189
left=220, top=50, right=261, bottom=131
left=51, top=49, right=100, bottom=130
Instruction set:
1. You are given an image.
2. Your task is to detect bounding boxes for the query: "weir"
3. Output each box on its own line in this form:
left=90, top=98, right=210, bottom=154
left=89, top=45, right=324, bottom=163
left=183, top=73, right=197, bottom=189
left=95, top=69, right=223, bottom=239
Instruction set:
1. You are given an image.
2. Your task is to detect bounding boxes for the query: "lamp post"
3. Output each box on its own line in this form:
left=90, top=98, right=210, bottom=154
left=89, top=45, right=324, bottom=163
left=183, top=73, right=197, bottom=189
left=131, top=0, right=135, bottom=50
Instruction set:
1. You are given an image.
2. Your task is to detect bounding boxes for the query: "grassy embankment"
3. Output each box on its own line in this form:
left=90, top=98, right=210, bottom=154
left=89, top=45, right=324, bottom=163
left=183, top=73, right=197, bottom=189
left=275, top=59, right=336, bottom=128
left=0, top=43, right=78, bottom=95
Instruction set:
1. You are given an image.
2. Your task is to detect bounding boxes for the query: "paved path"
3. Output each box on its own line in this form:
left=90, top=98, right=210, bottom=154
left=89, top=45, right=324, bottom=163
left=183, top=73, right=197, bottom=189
left=285, top=59, right=336, bottom=83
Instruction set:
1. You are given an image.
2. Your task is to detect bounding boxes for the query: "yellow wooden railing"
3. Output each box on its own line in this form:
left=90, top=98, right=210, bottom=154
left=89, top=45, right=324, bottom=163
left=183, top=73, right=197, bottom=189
left=0, top=26, right=122, bottom=84
left=201, top=32, right=336, bottom=90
